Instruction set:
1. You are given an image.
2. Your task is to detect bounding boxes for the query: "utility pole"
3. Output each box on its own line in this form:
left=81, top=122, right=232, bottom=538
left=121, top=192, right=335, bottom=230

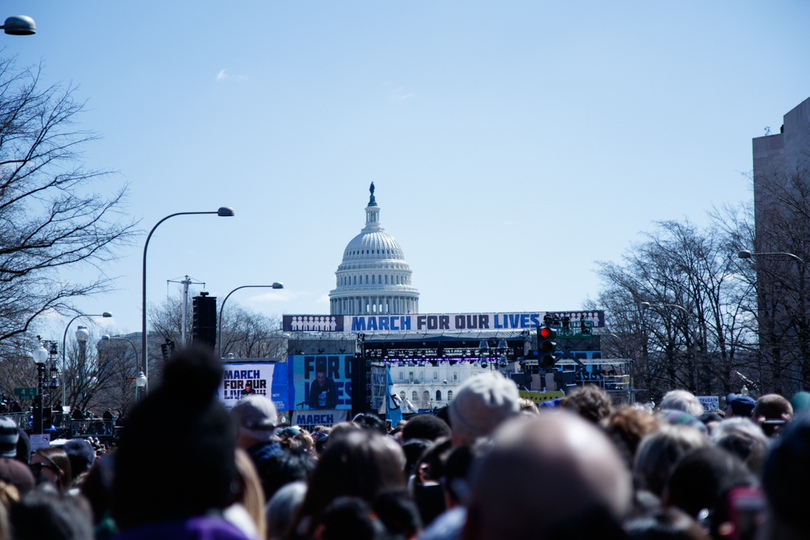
left=167, top=275, right=205, bottom=346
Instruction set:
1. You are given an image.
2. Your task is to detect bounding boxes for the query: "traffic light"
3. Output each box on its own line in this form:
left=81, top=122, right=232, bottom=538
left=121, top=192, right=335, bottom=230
left=192, top=293, right=217, bottom=350
left=538, top=325, right=557, bottom=369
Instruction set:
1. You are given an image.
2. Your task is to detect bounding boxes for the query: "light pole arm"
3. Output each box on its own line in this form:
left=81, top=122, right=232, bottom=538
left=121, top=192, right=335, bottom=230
left=218, top=283, right=283, bottom=359
left=141, top=211, right=219, bottom=394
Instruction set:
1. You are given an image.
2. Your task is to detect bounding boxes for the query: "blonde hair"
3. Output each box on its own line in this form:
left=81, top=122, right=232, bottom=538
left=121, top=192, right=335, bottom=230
left=235, top=448, right=267, bottom=539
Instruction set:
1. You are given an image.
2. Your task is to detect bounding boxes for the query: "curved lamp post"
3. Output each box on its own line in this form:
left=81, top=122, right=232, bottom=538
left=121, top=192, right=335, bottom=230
left=1, top=15, right=35, bottom=35
left=61, top=312, right=113, bottom=409
left=142, top=208, right=235, bottom=393
left=738, top=250, right=805, bottom=265
left=217, top=282, right=283, bottom=359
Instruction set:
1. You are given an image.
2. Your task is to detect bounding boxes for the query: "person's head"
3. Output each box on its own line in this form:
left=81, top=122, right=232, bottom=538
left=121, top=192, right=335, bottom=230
left=754, top=394, right=793, bottom=437
left=62, top=439, right=95, bottom=478
left=601, top=405, right=659, bottom=470
left=316, top=370, right=327, bottom=386
left=294, top=429, right=405, bottom=536
left=725, top=394, right=755, bottom=418
left=761, top=411, right=810, bottom=539
left=266, top=481, right=307, bottom=540
left=111, top=346, right=238, bottom=530
left=790, top=391, right=810, bottom=416
left=709, top=418, right=769, bottom=475
left=448, top=372, right=520, bottom=445
left=560, top=384, right=613, bottom=424
left=31, top=447, right=72, bottom=493
left=255, top=448, right=317, bottom=501
left=373, top=489, right=422, bottom=539
left=230, top=394, right=278, bottom=450
left=0, top=457, right=34, bottom=497
left=402, top=415, right=451, bottom=442
left=0, top=417, right=18, bottom=459
left=660, top=390, right=704, bottom=417
left=664, top=446, right=754, bottom=520
left=634, top=424, right=708, bottom=498
left=9, top=488, right=94, bottom=540
left=461, top=410, right=632, bottom=540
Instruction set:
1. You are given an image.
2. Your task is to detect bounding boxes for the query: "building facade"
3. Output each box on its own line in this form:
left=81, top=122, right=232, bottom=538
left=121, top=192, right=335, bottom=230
left=329, top=183, right=419, bottom=315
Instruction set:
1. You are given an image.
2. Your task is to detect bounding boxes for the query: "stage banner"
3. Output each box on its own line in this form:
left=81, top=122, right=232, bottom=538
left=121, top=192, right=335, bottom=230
left=288, top=355, right=353, bottom=411
left=290, top=409, right=348, bottom=431
left=216, top=362, right=289, bottom=412
left=283, top=311, right=605, bottom=333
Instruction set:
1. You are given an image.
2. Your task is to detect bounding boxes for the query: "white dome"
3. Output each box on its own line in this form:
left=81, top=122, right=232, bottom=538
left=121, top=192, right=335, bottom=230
left=329, top=184, right=419, bottom=316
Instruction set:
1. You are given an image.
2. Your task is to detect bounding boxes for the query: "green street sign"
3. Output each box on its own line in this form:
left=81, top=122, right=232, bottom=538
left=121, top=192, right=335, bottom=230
left=13, top=387, right=36, bottom=398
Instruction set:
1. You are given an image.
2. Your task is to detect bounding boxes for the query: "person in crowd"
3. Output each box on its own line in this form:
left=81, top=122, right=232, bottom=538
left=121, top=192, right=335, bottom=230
left=255, top=448, right=317, bottom=503
left=289, top=428, right=406, bottom=538
left=759, top=409, right=810, bottom=539
left=460, top=410, right=632, bottom=539
left=402, top=415, right=451, bottom=443
left=660, top=390, right=705, bottom=417
left=63, top=439, right=96, bottom=479
left=0, top=456, right=34, bottom=497
left=230, top=394, right=282, bottom=474
left=663, top=446, right=754, bottom=522
left=709, top=417, right=769, bottom=475
left=633, top=424, right=708, bottom=500
left=225, top=448, right=266, bottom=539
left=31, top=447, right=72, bottom=493
left=753, top=393, right=793, bottom=437
left=373, top=489, right=423, bottom=540
left=0, top=417, right=18, bottom=460
left=110, top=346, right=254, bottom=539
left=602, top=405, right=660, bottom=471
left=790, top=390, right=810, bottom=415
left=447, top=372, right=519, bottom=446
left=724, top=393, right=755, bottom=418
left=10, top=488, right=94, bottom=540
left=266, top=481, right=307, bottom=540
left=560, top=384, right=613, bottom=424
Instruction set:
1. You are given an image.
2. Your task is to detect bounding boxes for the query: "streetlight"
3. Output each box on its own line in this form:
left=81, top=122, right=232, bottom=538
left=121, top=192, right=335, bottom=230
left=32, top=342, right=48, bottom=434
left=217, top=283, right=283, bottom=359
left=61, top=312, right=113, bottom=410
left=142, top=207, right=235, bottom=393
left=1, top=15, right=35, bottom=35
left=738, top=250, right=805, bottom=265
left=101, top=335, right=143, bottom=402
left=639, top=301, right=691, bottom=317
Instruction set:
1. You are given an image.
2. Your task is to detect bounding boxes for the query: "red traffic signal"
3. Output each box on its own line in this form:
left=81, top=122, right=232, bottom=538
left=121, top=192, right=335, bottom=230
left=538, top=325, right=557, bottom=368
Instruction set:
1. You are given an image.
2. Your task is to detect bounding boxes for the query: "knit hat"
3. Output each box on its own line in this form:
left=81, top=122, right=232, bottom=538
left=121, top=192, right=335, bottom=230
left=0, top=417, right=18, bottom=458
left=0, top=457, right=34, bottom=496
left=791, top=391, right=810, bottom=415
left=112, top=346, right=237, bottom=530
left=448, top=372, right=520, bottom=444
left=230, top=394, right=277, bottom=442
left=726, top=393, right=756, bottom=417
left=63, top=439, right=96, bottom=476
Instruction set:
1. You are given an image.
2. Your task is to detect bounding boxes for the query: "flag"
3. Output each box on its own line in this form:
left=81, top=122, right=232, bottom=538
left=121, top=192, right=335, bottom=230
left=386, top=365, right=403, bottom=425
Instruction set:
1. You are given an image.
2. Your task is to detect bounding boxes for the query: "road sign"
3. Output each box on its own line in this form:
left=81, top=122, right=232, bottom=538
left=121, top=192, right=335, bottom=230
left=13, top=387, right=35, bottom=398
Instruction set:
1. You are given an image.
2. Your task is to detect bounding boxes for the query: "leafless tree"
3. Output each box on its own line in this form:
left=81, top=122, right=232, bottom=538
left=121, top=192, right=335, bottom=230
left=0, top=57, right=136, bottom=354
left=593, top=216, right=757, bottom=402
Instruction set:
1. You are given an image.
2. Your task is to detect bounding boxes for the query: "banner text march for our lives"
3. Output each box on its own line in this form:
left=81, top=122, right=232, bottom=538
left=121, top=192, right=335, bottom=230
left=289, top=354, right=352, bottom=410
left=215, top=362, right=289, bottom=412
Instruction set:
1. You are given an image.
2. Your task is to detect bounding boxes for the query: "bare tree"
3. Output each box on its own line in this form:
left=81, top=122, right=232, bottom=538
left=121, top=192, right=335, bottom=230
left=0, top=57, right=136, bottom=352
left=593, top=216, right=757, bottom=402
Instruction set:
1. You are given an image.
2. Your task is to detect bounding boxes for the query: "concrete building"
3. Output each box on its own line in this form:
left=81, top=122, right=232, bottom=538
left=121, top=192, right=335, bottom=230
left=751, top=96, right=810, bottom=393
left=329, top=183, right=419, bottom=315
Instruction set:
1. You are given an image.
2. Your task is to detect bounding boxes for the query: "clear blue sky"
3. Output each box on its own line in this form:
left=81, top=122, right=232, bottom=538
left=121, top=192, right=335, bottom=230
left=7, top=1, right=809, bottom=339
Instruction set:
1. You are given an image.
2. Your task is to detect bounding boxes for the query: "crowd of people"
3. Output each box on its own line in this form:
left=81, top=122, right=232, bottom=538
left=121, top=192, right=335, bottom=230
left=0, top=345, right=808, bottom=539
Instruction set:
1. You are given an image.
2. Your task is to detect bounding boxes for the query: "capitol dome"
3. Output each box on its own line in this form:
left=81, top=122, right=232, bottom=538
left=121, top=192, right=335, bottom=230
left=329, top=183, right=419, bottom=315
